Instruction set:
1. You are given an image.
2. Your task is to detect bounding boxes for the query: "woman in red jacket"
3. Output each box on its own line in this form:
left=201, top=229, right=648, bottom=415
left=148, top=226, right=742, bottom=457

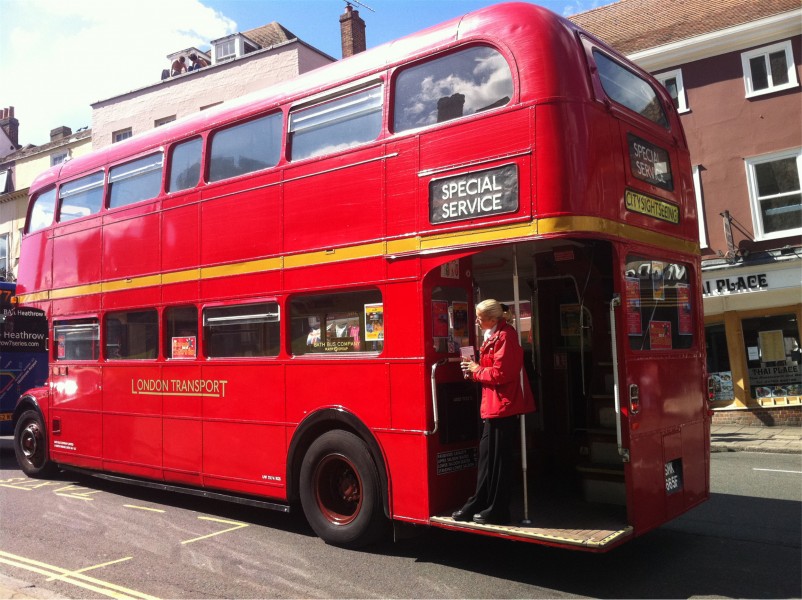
left=452, top=299, right=536, bottom=525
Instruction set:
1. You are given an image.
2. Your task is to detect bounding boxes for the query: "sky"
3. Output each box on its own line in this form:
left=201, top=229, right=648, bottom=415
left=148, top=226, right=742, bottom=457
left=0, top=0, right=613, bottom=147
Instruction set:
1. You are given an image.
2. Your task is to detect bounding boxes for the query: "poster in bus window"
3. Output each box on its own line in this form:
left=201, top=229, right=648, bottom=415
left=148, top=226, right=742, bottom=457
left=450, top=301, right=468, bottom=339
left=365, top=303, right=384, bottom=342
left=652, top=261, right=665, bottom=301
left=172, top=336, right=196, bottom=359
left=432, top=301, right=449, bottom=338
left=677, top=284, right=692, bottom=335
left=649, top=320, right=672, bottom=350
left=625, top=277, right=642, bottom=335
left=57, top=335, right=66, bottom=359
left=559, top=304, right=581, bottom=337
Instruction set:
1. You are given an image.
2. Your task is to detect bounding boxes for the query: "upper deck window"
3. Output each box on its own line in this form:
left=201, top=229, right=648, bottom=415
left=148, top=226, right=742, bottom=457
left=109, top=153, right=164, bottom=209
left=59, top=172, right=104, bottom=222
left=289, top=85, right=383, bottom=161
left=29, top=188, right=57, bottom=233
left=593, top=51, right=668, bottom=128
left=209, top=113, right=282, bottom=182
left=168, top=137, right=202, bottom=193
left=393, top=46, right=513, bottom=133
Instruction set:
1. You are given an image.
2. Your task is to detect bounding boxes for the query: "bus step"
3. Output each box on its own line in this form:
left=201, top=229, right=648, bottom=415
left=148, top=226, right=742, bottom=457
left=430, top=516, right=632, bottom=550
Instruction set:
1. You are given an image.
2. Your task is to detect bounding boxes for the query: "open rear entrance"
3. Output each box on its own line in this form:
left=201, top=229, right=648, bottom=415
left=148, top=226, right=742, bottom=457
left=426, top=239, right=632, bottom=550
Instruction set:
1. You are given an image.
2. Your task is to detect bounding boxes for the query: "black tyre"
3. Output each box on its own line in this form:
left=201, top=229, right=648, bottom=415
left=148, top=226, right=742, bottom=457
left=299, top=430, right=387, bottom=548
left=14, top=409, right=57, bottom=478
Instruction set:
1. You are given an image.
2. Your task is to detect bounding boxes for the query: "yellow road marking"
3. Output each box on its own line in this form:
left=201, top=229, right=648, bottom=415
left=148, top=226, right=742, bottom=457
left=124, top=504, right=166, bottom=513
left=0, top=550, right=159, bottom=600
left=46, top=556, right=133, bottom=581
left=181, top=516, right=249, bottom=545
left=53, top=484, right=102, bottom=500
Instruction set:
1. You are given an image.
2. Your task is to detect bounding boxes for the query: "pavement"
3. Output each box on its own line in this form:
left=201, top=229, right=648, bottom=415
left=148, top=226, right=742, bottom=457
left=710, top=423, right=802, bottom=454
left=0, top=424, right=799, bottom=599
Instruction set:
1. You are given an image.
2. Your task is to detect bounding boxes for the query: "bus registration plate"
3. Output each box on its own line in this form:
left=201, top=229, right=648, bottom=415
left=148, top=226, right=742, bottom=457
left=665, top=458, right=684, bottom=494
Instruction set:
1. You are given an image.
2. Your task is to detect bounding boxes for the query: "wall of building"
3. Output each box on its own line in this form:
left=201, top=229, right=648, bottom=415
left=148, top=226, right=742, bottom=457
left=92, top=43, right=334, bottom=149
left=679, top=35, right=802, bottom=257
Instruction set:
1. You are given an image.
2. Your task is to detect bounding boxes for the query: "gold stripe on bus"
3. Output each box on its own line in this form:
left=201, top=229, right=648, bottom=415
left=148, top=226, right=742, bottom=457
left=102, top=274, right=161, bottom=293
left=201, top=257, right=283, bottom=279
left=16, top=217, right=698, bottom=304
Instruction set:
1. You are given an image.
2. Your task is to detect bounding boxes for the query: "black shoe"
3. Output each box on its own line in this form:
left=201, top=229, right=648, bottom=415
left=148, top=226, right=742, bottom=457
left=473, top=511, right=509, bottom=525
left=451, top=509, right=472, bottom=522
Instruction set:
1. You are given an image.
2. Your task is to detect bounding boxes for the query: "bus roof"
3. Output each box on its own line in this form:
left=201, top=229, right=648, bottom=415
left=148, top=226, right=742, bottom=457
left=30, top=2, right=603, bottom=195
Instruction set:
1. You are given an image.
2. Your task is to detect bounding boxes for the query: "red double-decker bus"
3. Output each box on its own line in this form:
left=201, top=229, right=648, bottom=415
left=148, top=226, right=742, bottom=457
left=14, top=2, right=709, bottom=551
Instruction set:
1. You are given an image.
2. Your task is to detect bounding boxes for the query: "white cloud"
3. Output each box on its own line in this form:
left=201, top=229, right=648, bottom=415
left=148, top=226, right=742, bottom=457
left=0, top=0, right=235, bottom=146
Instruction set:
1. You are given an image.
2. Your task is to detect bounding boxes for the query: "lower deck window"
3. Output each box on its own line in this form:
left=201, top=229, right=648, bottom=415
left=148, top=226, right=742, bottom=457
left=54, top=319, right=99, bottom=361
left=204, top=302, right=280, bottom=357
left=291, top=290, right=383, bottom=355
left=105, top=310, right=158, bottom=359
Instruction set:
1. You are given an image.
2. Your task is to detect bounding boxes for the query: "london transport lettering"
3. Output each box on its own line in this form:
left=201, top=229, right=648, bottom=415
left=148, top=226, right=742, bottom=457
left=131, top=378, right=228, bottom=397
left=627, top=133, right=673, bottom=191
left=429, top=164, right=518, bottom=224
left=624, top=189, right=679, bottom=224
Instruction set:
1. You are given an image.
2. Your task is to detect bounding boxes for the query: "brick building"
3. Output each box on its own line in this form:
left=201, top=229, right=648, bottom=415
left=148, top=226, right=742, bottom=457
left=572, top=0, right=801, bottom=425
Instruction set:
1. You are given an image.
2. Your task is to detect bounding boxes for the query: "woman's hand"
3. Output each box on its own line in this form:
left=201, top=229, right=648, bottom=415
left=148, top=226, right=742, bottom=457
left=461, top=359, right=480, bottom=374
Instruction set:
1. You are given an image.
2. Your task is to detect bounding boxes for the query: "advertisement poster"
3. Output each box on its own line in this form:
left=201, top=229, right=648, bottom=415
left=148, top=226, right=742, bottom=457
left=710, top=371, right=735, bottom=401
left=450, top=301, right=468, bottom=339
left=172, top=336, right=197, bottom=359
left=432, top=301, right=449, bottom=338
left=649, top=320, right=672, bottom=350
left=625, top=277, right=642, bottom=335
left=440, top=260, right=460, bottom=279
left=652, top=261, right=665, bottom=301
left=364, top=304, right=384, bottom=341
left=677, top=284, right=692, bottom=335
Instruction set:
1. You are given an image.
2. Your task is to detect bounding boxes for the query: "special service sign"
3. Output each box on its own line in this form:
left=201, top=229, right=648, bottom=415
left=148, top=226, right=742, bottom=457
left=429, top=164, right=518, bottom=224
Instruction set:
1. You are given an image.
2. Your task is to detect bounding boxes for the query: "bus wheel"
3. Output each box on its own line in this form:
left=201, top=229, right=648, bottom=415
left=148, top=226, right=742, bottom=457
left=14, top=410, right=57, bottom=478
left=300, top=430, right=387, bottom=548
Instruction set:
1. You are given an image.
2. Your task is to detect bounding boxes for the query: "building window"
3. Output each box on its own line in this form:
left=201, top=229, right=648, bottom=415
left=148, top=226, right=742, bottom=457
left=743, top=313, right=801, bottom=400
left=706, top=323, right=733, bottom=402
left=215, top=39, right=236, bottom=62
left=0, top=233, right=8, bottom=278
left=155, top=116, right=176, bottom=127
left=745, top=148, right=802, bottom=240
left=112, top=128, right=132, bottom=143
left=741, top=41, right=798, bottom=98
left=50, top=151, right=68, bottom=167
left=692, top=165, right=707, bottom=248
left=655, top=69, right=689, bottom=113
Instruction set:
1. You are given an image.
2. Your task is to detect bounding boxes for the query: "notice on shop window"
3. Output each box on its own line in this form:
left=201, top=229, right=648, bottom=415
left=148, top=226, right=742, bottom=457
left=758, top=330, right=785, bottom=363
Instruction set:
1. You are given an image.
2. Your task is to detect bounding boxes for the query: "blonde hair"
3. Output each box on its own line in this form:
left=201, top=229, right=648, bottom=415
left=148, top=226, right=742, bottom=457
left=476, top=299, right=513, bottom=323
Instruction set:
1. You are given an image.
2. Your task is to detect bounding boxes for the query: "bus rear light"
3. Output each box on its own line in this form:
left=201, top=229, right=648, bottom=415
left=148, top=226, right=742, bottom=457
left=629, top=384, right=640, bottom=415
left=707, top=376, right=716, bottom=403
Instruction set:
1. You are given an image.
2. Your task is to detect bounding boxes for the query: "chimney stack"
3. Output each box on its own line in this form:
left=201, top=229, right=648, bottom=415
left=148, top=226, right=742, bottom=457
left=340, top=4, right=366, bottom=58
left=0, top=106, right=19, bottom=149
left=50, top=126, right=73, bottom=142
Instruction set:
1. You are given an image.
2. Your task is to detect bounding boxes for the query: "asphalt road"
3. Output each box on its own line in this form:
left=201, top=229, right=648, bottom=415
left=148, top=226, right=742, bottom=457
left=1, top=440, right=800, bottom=599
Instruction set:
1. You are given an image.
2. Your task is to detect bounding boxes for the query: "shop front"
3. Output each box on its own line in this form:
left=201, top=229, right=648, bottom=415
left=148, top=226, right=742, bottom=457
left=703, top=254, right=802, bottom=425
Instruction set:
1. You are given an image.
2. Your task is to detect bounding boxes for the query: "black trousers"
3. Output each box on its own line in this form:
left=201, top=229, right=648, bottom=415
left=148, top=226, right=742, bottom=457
left=459, top=415, right=518, bottom=519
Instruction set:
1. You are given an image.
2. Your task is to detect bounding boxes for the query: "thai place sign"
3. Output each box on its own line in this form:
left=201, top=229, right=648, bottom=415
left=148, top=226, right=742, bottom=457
left=429, top=164, right=518, bottom=224
left=702, top=267, right=799, bottom=297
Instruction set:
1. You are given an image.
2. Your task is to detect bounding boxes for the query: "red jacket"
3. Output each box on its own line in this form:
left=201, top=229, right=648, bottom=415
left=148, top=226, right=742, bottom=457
left=472, top=319, right=536, bottom=419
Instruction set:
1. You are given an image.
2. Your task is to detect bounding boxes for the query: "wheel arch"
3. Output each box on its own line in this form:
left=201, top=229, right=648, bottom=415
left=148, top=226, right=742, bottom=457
left=287, top=408, right=390, bottom=518
left=12, top=389, right=47, bottom=429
